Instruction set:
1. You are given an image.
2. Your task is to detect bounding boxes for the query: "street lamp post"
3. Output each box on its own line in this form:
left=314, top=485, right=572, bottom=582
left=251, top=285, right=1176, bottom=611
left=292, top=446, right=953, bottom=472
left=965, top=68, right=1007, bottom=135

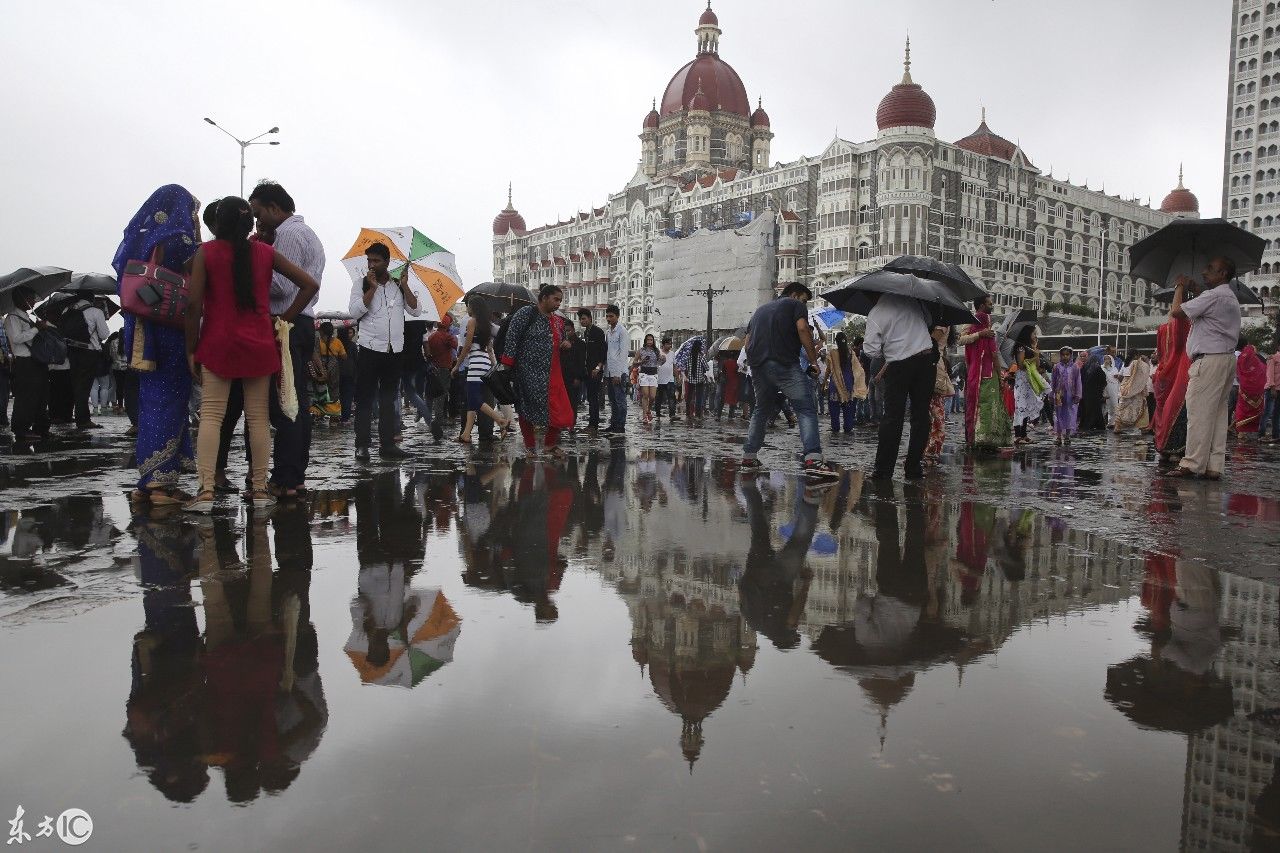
left=203, top=118, right=280, bottom=197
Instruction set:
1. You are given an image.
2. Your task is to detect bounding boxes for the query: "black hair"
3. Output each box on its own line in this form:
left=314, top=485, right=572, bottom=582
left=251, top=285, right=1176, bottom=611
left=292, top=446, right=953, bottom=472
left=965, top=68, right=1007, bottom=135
left=472, top=315, right=492, bottom=349
left=781, top=282, right=812, bottom=299
left=1221, top=258, right=1238, bottom=281
left=835, top=331, right=850, bottom=365
left=248, top=180, right=295, bottom=214
left=974, top=294, right=991, bottom=311
left=577, top=308, right=593, bottom=320
left=606, top=303, right=621, bottom=316
left=1237, top=337, right=1249, bottom=351
left=365, top=241, right=391, bottom=262
left=539, top=284, right=563, bottom=300
left=661, top=337, right=672, bottom=346
left=689, top=337, right=703, bottom=363
left=319, top=321, right=334, bottom=336
left=202, top=199, right=221, bottom=232
left=213, top=196, right=257, bottom=311
left=642, top=333, right=657, bottom=351
left=11, top=285, right=37, bottom=311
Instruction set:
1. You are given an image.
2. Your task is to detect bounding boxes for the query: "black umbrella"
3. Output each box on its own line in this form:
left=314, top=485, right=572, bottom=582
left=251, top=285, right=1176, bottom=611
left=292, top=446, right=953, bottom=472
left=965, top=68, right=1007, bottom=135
left=62, top=272, right=118, bottom=295
left=466, top=281, right=536, bottom=312
left=1129, top=218, right=1266, bottom=288
left=1104, top=655, right=1235, bottom=735
left=1151, top=278, right=1262, bottom=306
left=823, top=270, right=978, bottom=327
left=0, top=266, right=72, bottom=314
left=884, top=255, right=986, bottom=301
left=996, top=308, right=1038, bottom=366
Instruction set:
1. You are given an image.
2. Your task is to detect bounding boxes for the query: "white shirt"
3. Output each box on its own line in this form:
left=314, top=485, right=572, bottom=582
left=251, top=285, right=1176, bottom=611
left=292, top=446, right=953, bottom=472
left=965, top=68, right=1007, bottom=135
left=737, top=347, right=751, bottom=377
left=3, top=309, right=37, bottom=358
left=348, top=275, right=421, bottom=353
left=862, top=294, right=934, bottom=364
left=605, top=322, right=629, bottom=377
left=71, top=300, right=110, bottom=351
left=270, top=214, right=325, bottom=317
left=656, top=351, right=675, bottom=383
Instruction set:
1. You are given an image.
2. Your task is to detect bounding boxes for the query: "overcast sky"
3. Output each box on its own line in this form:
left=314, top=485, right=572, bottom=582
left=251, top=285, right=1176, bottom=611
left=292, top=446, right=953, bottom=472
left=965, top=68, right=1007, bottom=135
left=0, top=0, right=1229, bottom=313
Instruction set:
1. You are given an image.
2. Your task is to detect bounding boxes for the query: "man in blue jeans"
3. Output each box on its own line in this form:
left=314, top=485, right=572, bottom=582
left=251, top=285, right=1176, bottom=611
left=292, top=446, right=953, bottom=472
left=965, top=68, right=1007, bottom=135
left=603, top=304, right=629, bottom=434
left=740, top=284, right=838, bottom=478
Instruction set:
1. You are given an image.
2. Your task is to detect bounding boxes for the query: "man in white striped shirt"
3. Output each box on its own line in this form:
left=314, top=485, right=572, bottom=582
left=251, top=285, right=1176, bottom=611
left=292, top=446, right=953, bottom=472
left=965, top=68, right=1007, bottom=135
left=249, top=181, right=325, bottom=497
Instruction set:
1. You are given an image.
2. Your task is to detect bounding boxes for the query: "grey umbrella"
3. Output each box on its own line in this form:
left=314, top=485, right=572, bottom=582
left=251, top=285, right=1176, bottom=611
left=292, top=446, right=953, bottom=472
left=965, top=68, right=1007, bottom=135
left=1152, top=278, right=1262, bottom=306
left=1129, top=218, right=1265, bottom=287
left=996, top=308, right=1038, bottom=367
left=62, top=272, right=119, bottom=295
left=884, top=255, right=987, bottom=302
left=466, top=281, right=536, bottom=313
left=823, top=270, right=978, bottom=327
left=0, top=266, right=72, bottom=314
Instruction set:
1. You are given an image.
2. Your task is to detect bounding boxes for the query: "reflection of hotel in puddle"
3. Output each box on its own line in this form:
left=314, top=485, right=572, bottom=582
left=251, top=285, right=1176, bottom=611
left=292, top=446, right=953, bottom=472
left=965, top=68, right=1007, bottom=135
left=1183, top=574, right=1280, bottom=851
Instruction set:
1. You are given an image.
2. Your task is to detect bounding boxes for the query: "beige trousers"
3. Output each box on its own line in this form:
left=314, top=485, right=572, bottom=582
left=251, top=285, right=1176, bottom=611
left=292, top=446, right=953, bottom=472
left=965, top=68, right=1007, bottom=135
left=1179, top=352, right=1235, bottom=476
left=197, top=371, right=271, bottom=493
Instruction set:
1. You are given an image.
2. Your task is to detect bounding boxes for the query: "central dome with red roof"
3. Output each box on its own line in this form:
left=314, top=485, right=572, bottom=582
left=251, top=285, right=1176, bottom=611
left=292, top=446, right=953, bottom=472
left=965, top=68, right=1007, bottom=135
left=659, top=4, right=750, bottom=119
left=955, top=111, right=1018, bottom=160
left=875, top=38, right=936, bottom=132
left=1159, top=166, right=1199, bottom=215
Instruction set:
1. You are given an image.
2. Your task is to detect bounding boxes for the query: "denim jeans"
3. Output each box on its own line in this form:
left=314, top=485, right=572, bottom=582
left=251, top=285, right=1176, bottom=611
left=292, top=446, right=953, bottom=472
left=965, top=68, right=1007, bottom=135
left=607, top=376, right=627, bottom=430
left=743, top=361, right=821, bottom=461
left=1265, top=388, right=1280, bottom=438
left=401, top=364, right=430, bottom=422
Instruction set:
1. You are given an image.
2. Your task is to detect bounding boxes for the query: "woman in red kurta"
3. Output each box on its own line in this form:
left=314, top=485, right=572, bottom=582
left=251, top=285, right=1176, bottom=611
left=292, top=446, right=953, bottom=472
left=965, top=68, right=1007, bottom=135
left=1152, top=315, right=1191, bottom=462
left=1235, top=343, right=1267, bottom=436
left=184, top=197, right=319, bottom=510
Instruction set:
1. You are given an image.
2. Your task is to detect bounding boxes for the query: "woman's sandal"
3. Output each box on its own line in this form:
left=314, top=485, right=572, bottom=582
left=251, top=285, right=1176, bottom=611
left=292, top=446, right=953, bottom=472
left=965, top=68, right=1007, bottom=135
left=248, top=490, right=277, bottom=509
left=181, top=490, right=215, bottom=513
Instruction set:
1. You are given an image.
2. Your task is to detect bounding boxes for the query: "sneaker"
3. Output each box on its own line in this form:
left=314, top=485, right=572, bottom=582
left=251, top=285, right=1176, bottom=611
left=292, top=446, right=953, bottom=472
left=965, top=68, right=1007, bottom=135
left=802, top=459, right=840, bottom=479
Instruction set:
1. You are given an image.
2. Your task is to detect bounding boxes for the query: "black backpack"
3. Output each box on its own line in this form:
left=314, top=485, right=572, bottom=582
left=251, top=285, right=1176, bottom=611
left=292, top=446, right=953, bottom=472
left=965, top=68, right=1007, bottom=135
left=55, top=301, right=92, bottom=345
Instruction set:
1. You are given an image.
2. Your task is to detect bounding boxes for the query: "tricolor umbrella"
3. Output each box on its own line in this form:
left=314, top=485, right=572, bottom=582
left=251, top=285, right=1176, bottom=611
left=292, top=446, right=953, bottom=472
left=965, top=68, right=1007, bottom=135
left=0, top=266, right=72, bottom=314
left=884, top=254, right=987, bottom=302
left=823, top=270, right=978, bottom=327
left=342, top=227, right=465, bottom=323
left=344, top=588, right=461, bottom=688
left=1129, top=218, right=1266, bottom=288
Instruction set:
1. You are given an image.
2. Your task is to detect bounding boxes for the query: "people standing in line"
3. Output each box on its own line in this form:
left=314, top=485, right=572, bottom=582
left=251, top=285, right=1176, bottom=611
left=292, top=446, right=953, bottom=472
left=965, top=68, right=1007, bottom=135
left=863, top=291, right=937, bottom=479
left=347, top=241, right=419, bottom=463
left=424, top=318, right=457, bottom=442
left=679, top=337, right=707, bottom=424
left=740, top=283, right=838, bottom=478
left=1078, top=352, right=1108, bottom=432
left=60, top=294, right=110, bottom=430
left=655, top=337, right=678, bottom=422
left=1009, top=325, right=1046, bottom=446
left=825, top=331, right=865, bottom=435
left=47, top=353, right=72, bottom=425
left=924, top=325, right=955, bottom=463
left=113, top=185, right=201, bottom=504
left=452, top=300, right=508, bottom=443
left=1051, top=347, right=1082, bottom=446
left=1234, top=339, right=1267, bottom=438
left=1264, top=346, right=1280, bottom=441
left=248, top=181, right=324, bottom=498
left=500, top=285, right=574, bottom=458
left=603, top=304, right=629, bottom=435
left=1167, top=256, right=1242, bottom=480
left=183, top=196, right=319, bottom=512
left=957, top=294, right=1005, bottom=449
left=1113, top=354, right=1153, bottom=433
left=560, top=322, right=586, bottom=433
left=579, top=309, right=607, bottom=431
left=3, top=285, right=52, bottom=452
left=632, top=333, right=663, bottom=426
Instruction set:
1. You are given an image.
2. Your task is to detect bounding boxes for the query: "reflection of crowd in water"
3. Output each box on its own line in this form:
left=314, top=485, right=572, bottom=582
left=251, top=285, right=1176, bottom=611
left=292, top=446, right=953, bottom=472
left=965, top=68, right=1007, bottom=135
left=0, top=497, right=118, bottom=592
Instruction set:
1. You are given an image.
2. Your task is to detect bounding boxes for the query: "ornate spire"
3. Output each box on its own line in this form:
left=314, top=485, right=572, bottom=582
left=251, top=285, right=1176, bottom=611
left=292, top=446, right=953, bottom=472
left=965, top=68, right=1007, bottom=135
left=506, top=181, right=513, bottom=209
left=981, top=105, right=986, bottom=124
left=902, top=35, right=913, bottom=84
left=1177, top=162, right=1185, bottom=189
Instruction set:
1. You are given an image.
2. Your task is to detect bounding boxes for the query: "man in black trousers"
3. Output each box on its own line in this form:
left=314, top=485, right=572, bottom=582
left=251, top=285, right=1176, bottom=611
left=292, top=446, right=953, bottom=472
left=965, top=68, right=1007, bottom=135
left=863, top=292, right=937, bottom=480
left=579, top=309, right=607, bottom=431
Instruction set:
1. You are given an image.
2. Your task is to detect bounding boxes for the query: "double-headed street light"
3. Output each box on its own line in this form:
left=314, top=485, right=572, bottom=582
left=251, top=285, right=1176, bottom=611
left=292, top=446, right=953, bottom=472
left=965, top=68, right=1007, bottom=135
left=203, top=118, right=281, bottom=197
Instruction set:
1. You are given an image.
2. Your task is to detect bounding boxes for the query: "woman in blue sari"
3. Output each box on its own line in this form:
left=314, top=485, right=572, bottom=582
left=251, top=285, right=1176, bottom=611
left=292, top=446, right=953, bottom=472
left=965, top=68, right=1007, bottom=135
left=112, top=185, right=202, bottom=504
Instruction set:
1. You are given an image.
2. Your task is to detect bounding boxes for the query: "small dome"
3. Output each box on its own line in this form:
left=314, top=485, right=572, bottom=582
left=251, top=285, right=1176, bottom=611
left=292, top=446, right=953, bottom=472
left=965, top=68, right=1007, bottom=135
left=955, top=112, right=1017, bottom=160
left=491, top=185, right=526, bottom=236
left=643, top=99, right=660, bottom=129
left=1160, top=166, right=1199, bottom=214
left=750, top=97, right=770, bottom=128
left=876, top=38, right=936, bottom=131
left=699, top=5, right=719, bottom=26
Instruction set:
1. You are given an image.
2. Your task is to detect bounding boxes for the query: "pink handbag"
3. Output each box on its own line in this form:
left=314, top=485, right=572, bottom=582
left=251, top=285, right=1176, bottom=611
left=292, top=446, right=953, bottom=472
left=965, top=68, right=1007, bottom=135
left=120, top=247, right=189, bottom=328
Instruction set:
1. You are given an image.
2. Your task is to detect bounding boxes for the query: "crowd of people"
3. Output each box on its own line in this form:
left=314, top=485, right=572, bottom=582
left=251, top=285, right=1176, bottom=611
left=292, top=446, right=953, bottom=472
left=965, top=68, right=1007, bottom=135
left=3, top=182, right=1278, bottom=507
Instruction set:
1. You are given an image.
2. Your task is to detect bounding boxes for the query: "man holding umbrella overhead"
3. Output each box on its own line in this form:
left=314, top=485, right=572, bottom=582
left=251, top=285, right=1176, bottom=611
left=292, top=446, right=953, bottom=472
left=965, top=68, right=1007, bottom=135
left=863, top=291, right=937, bottom=480
left=1166, top=257, right=1241, bottom=480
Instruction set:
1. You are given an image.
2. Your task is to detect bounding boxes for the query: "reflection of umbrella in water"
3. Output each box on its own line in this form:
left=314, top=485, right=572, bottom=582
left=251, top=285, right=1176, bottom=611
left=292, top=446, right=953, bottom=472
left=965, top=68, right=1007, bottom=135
left=884, top=254, right=987, bottom=302
left=1129, top=218, right=1265, bottom=288
left=823, top=270, right=978, bottom=327
left=345, top=588, right=461, bottom=688
left=811, top=598, right=967, bottom=674
left=1152, top=278, right=1262, bottom=306
left=0, top=266, right=72, bottom=314
left=1104, top=655, right=1235, bottom=735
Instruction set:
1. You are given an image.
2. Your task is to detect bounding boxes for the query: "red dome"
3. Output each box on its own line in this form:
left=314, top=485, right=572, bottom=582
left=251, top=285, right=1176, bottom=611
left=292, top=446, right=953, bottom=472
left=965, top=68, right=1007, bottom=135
left=492, top=198, right=526, bottom=236
left=643, top=104, right=660, bottom=129
left=660, top=53, right=750, bottom=118
left=955, top=119, right=1016, bottom=160
left=688, top=80, right=711, bottom=112
left=1160, top=168, right=1199, bottom=214
left=750, top=98, right=770, bottom=127
left=876, top=80, right=936, bottom=131
left=699, top=5, right=719, bottom=26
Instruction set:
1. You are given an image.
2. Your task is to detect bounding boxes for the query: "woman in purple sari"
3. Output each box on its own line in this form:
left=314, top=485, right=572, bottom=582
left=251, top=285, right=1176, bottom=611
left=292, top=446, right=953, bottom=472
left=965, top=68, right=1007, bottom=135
left=1051, top=347, right=1082, bottom=445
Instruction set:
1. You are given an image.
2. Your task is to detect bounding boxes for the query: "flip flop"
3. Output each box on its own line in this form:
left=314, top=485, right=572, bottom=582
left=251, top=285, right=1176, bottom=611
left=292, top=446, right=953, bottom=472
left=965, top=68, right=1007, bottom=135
left=149, top=487, right=194, bottom=506
left=182, top=491, right=216, bottom=514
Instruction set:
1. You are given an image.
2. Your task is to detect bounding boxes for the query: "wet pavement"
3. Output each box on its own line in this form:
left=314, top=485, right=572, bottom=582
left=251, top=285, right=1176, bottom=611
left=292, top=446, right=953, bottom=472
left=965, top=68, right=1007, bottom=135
left=2, top=412, right=1280, bottom=850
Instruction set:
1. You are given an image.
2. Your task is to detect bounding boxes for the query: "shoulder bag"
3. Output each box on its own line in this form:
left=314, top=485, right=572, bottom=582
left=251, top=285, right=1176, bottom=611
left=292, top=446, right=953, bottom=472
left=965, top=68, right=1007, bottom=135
left=120, top=246, right=190, bottom=328
left=17, top=315, right=68, bottom=366
left=482, top=308, right=533, bottom=406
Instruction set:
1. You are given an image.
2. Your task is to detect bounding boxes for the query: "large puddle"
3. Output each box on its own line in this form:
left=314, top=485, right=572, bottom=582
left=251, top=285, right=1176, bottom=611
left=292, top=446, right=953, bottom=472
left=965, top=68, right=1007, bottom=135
left=1, top=451, right=1277, bottom=850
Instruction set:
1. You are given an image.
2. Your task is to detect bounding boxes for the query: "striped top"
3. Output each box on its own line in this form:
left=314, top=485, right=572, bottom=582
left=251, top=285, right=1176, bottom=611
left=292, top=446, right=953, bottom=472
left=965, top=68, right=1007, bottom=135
left=465, top=343, right=493, bottom=381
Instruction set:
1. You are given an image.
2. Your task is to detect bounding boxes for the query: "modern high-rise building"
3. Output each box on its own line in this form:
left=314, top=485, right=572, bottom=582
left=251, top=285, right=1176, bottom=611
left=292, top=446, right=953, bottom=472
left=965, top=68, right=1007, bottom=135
left=494, top=5, right=1194, bottom=344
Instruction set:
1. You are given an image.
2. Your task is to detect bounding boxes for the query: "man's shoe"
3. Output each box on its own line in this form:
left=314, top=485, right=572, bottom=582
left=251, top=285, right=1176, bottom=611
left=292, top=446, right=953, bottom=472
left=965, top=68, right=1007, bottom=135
left=432, top=424, right=444, bottom=441
left=354, top=447, right=371, bottom=463
left=380, top=446, right=411, bottom=460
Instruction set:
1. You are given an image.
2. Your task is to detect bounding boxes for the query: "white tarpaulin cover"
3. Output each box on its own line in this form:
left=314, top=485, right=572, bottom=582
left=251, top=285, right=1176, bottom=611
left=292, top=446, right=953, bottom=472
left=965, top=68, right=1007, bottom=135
left=652, top=210, right=776, bottom=333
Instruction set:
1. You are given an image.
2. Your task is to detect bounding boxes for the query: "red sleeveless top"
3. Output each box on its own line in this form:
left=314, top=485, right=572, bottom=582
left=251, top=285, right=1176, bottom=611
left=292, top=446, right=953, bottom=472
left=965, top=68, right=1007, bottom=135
left=195, top=240, right=282, bottom=378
